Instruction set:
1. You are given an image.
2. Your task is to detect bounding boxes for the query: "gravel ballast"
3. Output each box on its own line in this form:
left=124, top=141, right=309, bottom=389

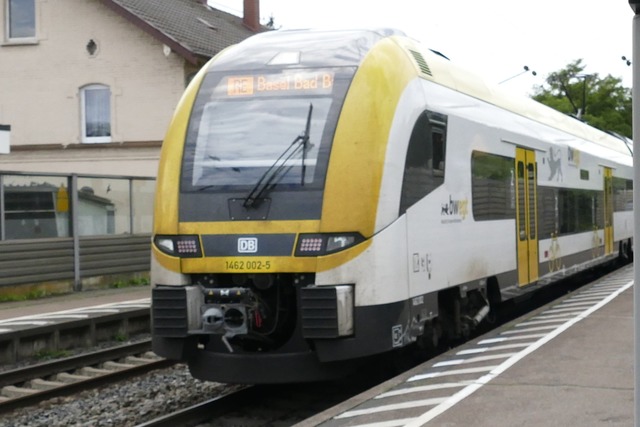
left=0, top=364, right=235, bottom=427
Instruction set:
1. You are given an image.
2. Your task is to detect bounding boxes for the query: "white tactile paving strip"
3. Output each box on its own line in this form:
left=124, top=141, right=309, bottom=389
left=313, top=265, right=634, bottom=427
left=0, top=298, right=150, bottom=334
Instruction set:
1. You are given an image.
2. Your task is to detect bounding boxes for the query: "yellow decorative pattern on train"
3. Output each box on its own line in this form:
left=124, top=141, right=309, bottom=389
left=320, top=37, right=418, bottom=238
left=316, top=239, right=372, bottom=273
left=154, top=67, right=209, bottom=237
left=152, top=70, right=205, bottom=274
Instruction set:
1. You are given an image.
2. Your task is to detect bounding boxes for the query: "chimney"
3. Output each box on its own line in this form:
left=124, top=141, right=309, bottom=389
left=243, top=0, right=260, bottom=32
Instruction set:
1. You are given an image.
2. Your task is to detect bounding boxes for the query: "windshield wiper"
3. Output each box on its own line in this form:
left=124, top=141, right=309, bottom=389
left=300, top=103, right=313, bottom=186
left=243, top=103, right=313, bottom=208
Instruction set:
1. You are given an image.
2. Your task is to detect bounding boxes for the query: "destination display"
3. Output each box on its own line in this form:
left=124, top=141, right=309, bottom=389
left=223, top=71, right=335, bottom=97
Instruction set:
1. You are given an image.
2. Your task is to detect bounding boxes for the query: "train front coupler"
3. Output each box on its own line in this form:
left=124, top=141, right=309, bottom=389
left=200, top=287, right=260, bottom=352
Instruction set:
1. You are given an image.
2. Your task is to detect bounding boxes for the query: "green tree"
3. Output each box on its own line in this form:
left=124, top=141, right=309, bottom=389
left=532, top=59, right=632, bottom=138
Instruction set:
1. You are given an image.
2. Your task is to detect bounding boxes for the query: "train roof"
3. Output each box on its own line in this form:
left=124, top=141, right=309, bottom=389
left=389, top=35, right=633, bottom=160
left=211, top=28, right=632, bottom=162
left=211, top=28, right=404, bottom=70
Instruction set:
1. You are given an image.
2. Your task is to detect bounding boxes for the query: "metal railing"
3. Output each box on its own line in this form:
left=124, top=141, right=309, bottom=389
left=0, top=171, right=155, bottom=291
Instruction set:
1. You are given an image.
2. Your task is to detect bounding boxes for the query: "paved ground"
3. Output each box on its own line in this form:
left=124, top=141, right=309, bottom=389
left=0, top=286, right=151, bottom=321
left=431, top=285, right=632, bottom=426
left=298, top=265, right=633, bottom=427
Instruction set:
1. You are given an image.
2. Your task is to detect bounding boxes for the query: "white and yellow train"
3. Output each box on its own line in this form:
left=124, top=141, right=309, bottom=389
left=151, top=28, right=633, bottom=383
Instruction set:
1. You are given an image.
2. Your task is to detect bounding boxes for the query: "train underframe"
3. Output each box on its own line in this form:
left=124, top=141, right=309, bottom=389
left=152, top=237, right=632, bottom=384
left=152, top=269, right=498, bottom=383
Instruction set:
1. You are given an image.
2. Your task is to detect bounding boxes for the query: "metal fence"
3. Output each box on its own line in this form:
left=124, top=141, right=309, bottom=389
left=0, top=171, right=154, bottom=291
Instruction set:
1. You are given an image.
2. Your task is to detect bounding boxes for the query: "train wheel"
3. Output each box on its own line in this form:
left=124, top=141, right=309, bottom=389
left=417, top=320, right=441, bottom=352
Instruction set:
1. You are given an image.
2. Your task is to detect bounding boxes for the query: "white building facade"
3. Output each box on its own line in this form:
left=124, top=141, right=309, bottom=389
left=0, top=0, right=262, bottom=177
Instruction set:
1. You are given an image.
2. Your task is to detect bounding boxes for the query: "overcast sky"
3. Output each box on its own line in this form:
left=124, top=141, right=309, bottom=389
left=208, top=1, right=635, bottom=97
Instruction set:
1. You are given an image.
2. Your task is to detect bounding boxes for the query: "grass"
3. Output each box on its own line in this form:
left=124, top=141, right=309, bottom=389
left=0, top=289, right=50, bottom=303
left=35, top=349, right=70, bottom=360
left=113, top=332, right=128, bottom=342
left=0, top=276, right=150, bottom=303
left=110, top=277, right=150, bottom=289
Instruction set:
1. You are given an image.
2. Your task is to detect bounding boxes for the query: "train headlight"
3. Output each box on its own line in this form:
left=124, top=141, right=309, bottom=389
left=295, top=233, right=364, bottom=257
left=326, top=236, right=357, bottom=253
left=154, top=235, right=203, bottom=258
left=155, top=237, right=174, bottom=253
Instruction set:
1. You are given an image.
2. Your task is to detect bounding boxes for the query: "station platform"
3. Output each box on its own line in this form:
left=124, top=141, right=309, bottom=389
left=298, top=264, right=634, bottom=427
left=0, top=286, right=151, bottom=364
left=0, top=285, right=150, bottom=322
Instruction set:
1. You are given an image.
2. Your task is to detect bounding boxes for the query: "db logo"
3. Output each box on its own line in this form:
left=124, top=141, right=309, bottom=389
left=238, top=237, right=258, bottom=253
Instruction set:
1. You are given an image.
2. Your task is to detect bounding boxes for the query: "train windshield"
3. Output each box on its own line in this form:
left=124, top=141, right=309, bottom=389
left=181, top=68, right=355, bottom=192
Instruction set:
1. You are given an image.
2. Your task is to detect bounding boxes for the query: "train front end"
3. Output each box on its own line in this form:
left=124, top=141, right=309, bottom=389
left=151, top=29, right=420, bottom=383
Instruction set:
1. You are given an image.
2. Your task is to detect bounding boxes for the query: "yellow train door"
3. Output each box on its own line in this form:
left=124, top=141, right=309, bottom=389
left=603, top=168, right=614, bottom=255
left=515, top=148, right=539, bottom=286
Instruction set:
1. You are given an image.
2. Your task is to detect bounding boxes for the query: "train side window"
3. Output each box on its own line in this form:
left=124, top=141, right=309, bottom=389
left=539, top=186, right=607, bottom=238
left=432, top=129, right=445, bottom=177
left=399, top=111, right=447, bottom=214
left=557, top=188, right=602, bottom=234
left=537, top=187, right=558, bottom=238
left=613, top=177, right=633, bottom=212
left=471, top=151, right=515, bottom=221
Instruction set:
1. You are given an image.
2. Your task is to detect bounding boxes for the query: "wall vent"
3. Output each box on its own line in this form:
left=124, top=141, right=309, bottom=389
left=408, top=49, right=433, bottom=76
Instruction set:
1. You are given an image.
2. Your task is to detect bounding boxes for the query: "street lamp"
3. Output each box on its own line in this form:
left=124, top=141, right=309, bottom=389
left=622, top=55, right=632, bottom=66
left=499, top=65, right=537, bottom=84
left=575, top=74, right=593, bottom=120
left=559, top=74, right=593, bottom=120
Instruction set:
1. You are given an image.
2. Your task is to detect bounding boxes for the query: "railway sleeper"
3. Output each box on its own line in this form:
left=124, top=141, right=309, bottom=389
left=102, top=360, right=136, bottom=370
left=1, top=385, right=38, bottom=398
left=29, top=378, right=65, bottom=391
left=55, top=372, right=91, bottom=383
left=78, top=366, right=112, bottom=377
left=124, top=354, right=162, bottom=365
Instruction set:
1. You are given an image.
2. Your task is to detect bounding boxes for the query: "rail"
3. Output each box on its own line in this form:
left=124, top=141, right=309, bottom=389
left=0, top=339, right=172, bottom=413
left=135, top=386, right=256, bottom=427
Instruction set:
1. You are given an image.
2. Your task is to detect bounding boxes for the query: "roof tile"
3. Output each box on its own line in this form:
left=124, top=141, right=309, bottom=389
left=103, top=0, right=260, bottom=62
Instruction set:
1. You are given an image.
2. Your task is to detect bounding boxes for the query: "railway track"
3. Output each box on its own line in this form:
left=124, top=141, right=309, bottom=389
left=0, top=339, right=174, bottom=413
left=1, top=263, right=627, bottom=426
left=135, top=379, right=382, bottom=427
left=135, top=386, right=255, bottom=427
left=134, top=263, right=625, bottom=427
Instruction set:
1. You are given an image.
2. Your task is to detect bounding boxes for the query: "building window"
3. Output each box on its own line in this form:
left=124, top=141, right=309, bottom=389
left=81, top=84, right=111, bottom=143
left=6, top=0, right=35, bottom=40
